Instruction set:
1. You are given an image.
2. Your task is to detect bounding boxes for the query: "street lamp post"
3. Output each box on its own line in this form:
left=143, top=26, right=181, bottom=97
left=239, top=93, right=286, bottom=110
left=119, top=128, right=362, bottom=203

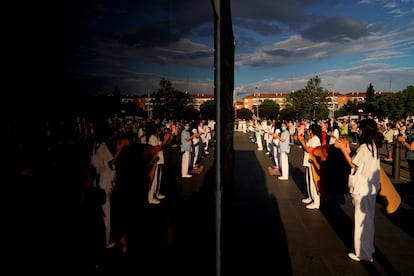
left=328, top=83, right=335, bottom=110
left=327, top=83, right=336, bottom=118
left=255, top=87, right=260, bottom=119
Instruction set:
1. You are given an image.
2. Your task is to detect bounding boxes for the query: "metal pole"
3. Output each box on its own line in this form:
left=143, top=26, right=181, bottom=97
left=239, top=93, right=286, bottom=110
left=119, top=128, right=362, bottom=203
left=392, top=142, right=401, bottom=178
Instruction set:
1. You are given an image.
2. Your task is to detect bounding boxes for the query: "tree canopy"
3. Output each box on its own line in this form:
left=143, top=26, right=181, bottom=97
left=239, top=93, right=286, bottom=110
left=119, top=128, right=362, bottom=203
left=286, top=76, right=329, bottom=120
left=151, top=78, right=195, bottom=120
left=336, top=85, right=413, bottom=119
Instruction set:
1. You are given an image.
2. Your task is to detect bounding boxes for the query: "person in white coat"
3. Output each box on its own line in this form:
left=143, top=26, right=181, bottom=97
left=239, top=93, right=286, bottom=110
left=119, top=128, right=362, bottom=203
left=147, top=124, right=170, bottom=204
left=334, top=118, right=380, bottom=263
left=297, top=123, right=322, bottom=209
left=181, top=122, right=195, bottom=178
left=90, top=125, right=117, bottom=248
left=273, top=121, right=290, bottom=180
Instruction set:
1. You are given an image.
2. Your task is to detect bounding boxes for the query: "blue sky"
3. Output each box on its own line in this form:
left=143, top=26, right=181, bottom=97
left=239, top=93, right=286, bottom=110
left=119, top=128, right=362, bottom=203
left=58, top=0, right=414, bottom=100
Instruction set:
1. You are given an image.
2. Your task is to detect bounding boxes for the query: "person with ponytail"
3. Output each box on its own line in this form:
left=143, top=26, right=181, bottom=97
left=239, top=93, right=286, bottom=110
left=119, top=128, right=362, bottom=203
left=334, top=118, right=380, bottom=263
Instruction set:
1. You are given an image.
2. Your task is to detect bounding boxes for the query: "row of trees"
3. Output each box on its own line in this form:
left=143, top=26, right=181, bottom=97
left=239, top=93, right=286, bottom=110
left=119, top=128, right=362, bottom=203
left=76, top=78, right=214, bottom=122
left=150, top=78, right=215, bottom=120
left=78, top=76, right=413, bottom=123
left=236, top=77, right=414, bottom=121
left=335, top=84, right=414, bottom=119
left=236, top=76, right=330, bottom=120
left=149, top=76, right=330, bottom=121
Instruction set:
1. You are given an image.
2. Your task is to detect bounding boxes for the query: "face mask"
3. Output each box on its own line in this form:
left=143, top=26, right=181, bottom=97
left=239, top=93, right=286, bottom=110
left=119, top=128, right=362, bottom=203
left=281, top=126, right=287, bottom=131
left=184, top=126, right=190, bottom=131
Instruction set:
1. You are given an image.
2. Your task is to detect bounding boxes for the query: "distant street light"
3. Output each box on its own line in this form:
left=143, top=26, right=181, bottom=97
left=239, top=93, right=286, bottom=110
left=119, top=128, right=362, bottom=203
left=254, top=92, right=260, bottom=118
left=328, top=83, right=335, bottom=111
left=255, top=87, right=260, bottom=119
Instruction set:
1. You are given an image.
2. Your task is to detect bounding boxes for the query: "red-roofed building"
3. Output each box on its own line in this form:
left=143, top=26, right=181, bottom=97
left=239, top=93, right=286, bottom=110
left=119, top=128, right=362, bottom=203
left=242, top=92, right=289, bottom=110
left=191, top=93, right=214, bottom=110
left=239, top=91, right=393, bottom=112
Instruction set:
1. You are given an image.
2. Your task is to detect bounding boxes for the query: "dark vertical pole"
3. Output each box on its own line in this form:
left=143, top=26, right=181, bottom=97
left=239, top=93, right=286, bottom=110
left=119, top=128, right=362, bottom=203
left=212, top=0, right=234, bottom=275
left=392, top=142, right=401, bottom=178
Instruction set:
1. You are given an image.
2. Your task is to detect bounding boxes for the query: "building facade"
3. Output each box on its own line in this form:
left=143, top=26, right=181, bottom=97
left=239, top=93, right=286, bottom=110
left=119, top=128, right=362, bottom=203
left=239, top=91, right=393, bottom=112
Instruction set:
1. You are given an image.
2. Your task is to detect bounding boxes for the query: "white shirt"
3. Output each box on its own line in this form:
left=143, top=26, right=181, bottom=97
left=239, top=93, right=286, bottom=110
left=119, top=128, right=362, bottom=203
left=350, top=143, right=380, bottom=195
left=148, top=134, right=164, bottom=164
left=303, top=135, right=321, bottom=167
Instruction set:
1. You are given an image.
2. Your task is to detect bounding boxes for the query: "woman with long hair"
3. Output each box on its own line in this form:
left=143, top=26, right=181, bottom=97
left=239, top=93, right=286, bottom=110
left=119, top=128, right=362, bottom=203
left=334, top=118, right=380, bottom=263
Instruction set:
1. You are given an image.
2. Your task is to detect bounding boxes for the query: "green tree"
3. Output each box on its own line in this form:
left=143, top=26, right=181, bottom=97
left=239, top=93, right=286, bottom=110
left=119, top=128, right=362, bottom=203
left=398, top=86, right=414, bottom=116
left=279, top=105, right=298, bottom=121
left=363, top=82, right=376, bottom=114
left=370, top=86, right=414, bottom=118
left=151, top=78, right=192, bottom=120
left=287, top=76, right=329, bottom=120
left=236, top=107, right=253, bottom=120
left=123, top=100, right=147, bottom=118
left=335, top=99, right=363, bottom=117
left=257, top=99, right=280, bottom=119
left=182, top=106, right=200, bottom=121
left=335, top=85, right=414, bottom=119
left=365, top=83, right=375, bottom=102
left=287, top=89, right=309, bottom=119
left=200, top=100, right=215, bottom=119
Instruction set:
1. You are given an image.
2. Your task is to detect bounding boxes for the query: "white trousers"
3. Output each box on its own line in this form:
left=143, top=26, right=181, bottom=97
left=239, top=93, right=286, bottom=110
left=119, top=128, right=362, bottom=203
left=279, top=151, right=289, bottom=178
left=352, top=194, right=376, bottom=259
left=148, top=163, right=162, bottom=202
left=256, top=134, right=263, bottom=150
left=192, top=145, right=200, bottom=167
left=309, top=168, right=320, bottom=206
left=102, top=188, right=113, bottom=245
left=272, top=146, right=280, bottom=168
left=182, top=151, right=190, bottom=176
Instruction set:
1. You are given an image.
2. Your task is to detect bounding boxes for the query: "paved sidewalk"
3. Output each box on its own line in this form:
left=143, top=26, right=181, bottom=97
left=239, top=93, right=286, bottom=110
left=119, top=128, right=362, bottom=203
left=221, top=132, right=414, bottom=275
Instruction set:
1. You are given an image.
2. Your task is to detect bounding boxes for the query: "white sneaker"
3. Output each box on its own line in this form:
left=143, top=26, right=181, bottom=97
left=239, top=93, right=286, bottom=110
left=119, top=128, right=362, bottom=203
left=157, top=194, right=166, bottom=200
left=301, top=198, right=312, bottom=204
left=278, top=176, right=288, bottom=180
left=306, top=203, right=320, bottom=209
left=182, top=174, right=193, bottom=178
left=348, top=252, right=373, bottom=263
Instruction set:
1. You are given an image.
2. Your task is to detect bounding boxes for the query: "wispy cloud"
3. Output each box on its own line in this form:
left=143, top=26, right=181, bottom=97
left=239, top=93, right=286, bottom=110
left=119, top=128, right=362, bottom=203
left=362, top=50, right=409, bottom=61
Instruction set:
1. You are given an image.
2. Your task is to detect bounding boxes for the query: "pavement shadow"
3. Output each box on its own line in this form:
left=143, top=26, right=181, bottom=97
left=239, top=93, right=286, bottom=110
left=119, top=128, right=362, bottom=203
left=289, top=145, right=402, bottom=276
left=221, top=150, right=292, bottom=275
left=166, top=157, right=218, bottom=276
left=375, top=171, right=414, bottom=240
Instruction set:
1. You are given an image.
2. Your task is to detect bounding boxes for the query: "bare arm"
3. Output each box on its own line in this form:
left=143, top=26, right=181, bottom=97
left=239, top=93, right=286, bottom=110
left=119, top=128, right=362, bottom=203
left=272, top=132, right=287, bottom=143
left=297, top=134, right=310, bottom=153
left=397, top=135, right=414, bottom=151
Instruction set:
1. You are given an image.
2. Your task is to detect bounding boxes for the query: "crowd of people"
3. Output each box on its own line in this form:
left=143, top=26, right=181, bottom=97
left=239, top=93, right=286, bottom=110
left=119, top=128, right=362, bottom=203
left=7, top=106, right=413, bottom=269
left=236, top=114, right=413, bottom=263
left=237, top=115, right=413, bottom=185
left=83, top=116, right=216, bottom=270
left=5, top=111, right=217, bottom=271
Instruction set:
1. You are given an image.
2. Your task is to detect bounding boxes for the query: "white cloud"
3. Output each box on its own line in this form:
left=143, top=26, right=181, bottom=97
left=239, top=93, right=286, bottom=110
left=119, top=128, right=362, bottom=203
left=362, top=50, right=409, bottom=61
left=384, top=2, right=398, bottom=9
